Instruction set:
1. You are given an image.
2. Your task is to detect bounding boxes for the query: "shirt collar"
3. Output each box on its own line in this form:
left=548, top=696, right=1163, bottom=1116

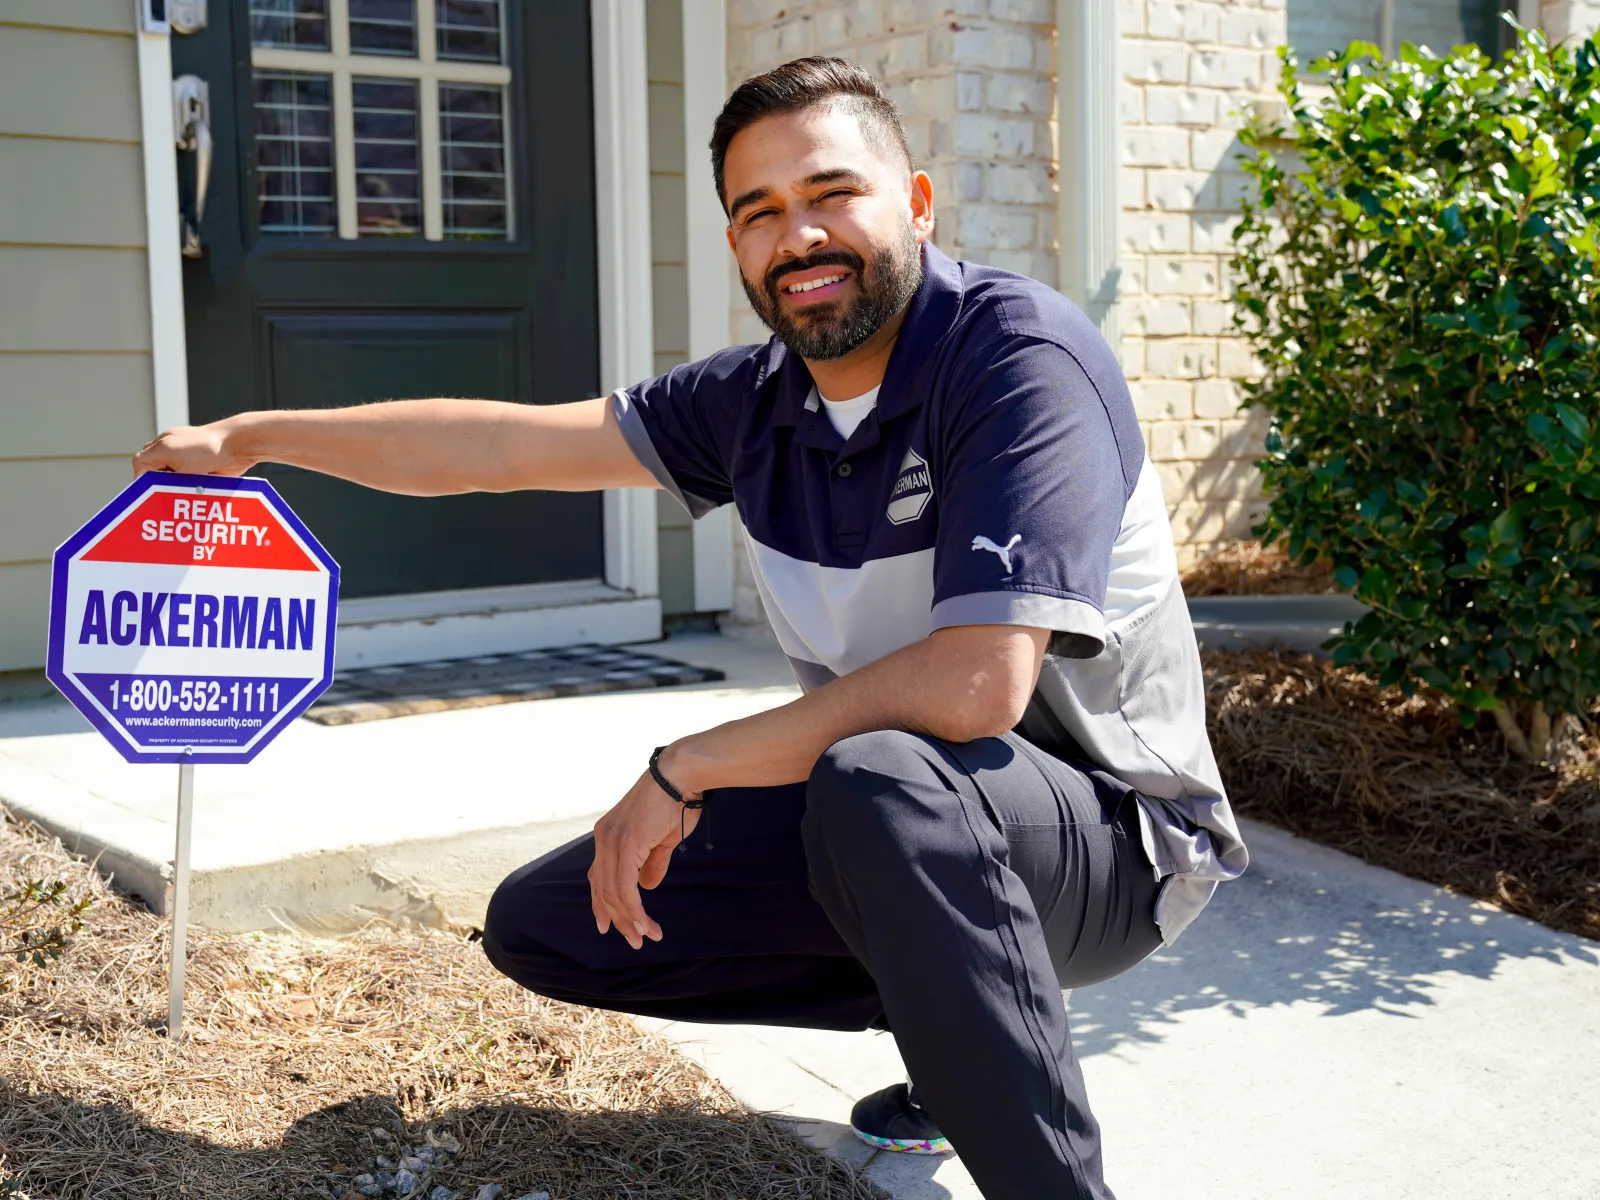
left=765, top=242, right=964, bottom=427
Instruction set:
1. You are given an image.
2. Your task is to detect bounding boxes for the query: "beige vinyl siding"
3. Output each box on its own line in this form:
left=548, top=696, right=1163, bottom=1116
left=645, top=0, right=696, bottom=616
left=0, top=23, right=142, bottom=142
left=0, top=247, right=151, bottom=352
left=0, top=355, right=156, bottom=459
left=0, top=565, right=52, bottom=674
left=0, top=138, right=147, bottom=246
left=0, top=11, right=154, bottom=672
left=0, top=1, right=135, bottom=35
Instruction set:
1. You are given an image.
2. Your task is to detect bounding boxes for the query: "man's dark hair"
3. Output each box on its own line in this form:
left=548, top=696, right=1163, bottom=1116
left=710, top=56, right=913, bottom=213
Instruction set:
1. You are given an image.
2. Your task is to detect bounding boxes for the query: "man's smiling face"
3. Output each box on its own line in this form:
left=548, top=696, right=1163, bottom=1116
left=721, top=103, right=934, bottom=361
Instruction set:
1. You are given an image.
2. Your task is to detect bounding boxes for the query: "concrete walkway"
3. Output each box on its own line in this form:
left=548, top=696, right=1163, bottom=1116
left=2, top=632, right=1597, bottom=1198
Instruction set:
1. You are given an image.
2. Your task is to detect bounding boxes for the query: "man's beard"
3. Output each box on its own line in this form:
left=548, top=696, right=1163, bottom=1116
left=742, top=216, right=923, bottom=361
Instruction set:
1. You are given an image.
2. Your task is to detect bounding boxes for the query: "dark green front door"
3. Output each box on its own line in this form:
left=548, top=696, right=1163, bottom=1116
left=174, top=1, right=603, bottom=600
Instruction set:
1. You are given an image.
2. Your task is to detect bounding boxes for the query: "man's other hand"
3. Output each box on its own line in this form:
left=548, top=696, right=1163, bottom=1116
left=134, top=423, right=253, bottom=478
left=588, top=766, right=701, bottom=949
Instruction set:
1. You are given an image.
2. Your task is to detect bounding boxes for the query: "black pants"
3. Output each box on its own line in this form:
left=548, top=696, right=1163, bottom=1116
left=482, top=730, right=1163, bottom=1200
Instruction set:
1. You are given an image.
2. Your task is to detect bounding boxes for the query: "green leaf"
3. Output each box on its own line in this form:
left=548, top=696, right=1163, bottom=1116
left=1555, top=402, right=1592, bottom=441
left=1334, top=565, right=1360, bottom=590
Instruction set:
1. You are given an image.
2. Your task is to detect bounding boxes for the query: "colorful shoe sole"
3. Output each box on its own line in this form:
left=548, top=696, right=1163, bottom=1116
left=851, top=1128, right=953, bottom=1155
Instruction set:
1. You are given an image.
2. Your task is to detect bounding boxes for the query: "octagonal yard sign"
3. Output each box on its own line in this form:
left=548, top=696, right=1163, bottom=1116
left=47, top=472, right=339, bottom=764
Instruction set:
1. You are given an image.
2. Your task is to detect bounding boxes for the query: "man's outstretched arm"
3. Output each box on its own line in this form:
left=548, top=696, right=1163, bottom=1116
left=131, top=397, right=659, bottom=495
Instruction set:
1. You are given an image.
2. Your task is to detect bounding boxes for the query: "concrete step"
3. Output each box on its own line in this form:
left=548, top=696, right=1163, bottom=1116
left=0, top=631, right=797, bottom=933
left=1186, top=593, right=1367, bottom=656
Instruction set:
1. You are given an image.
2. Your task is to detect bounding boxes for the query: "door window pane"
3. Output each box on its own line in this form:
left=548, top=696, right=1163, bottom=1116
left=440, top=84, right=508, bottom=238
left=1287, top=0, right=1381, bottom=59
left=349, top=0, right=417, bottom=57
left=1289, top=0, right=1509, bottom=59
left=255, top=71, right=336, bottom=235
left=1400, top=0, right=1503, bottom=55
left=438, top=0, right=504, bottom=64
left=354, top=78, right=421, bottom=236
left=250, top=0, right=330, bottom=51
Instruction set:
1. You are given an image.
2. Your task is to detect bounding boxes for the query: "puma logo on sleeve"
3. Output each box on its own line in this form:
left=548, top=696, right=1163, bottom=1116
left=970, top=534, right=1022, bottom=574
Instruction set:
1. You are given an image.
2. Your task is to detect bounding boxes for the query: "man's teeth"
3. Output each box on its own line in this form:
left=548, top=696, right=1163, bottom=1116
left=786, top=273, right=845, bottom=294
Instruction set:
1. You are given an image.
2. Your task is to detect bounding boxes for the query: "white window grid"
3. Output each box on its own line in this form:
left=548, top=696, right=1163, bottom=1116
left=251, top=0, right=514, bottom=241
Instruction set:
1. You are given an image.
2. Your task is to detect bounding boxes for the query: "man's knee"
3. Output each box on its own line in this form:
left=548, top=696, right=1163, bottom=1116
left=480, top=861, right=571, bottom=996
left=804, top=728, right=942, bottom=850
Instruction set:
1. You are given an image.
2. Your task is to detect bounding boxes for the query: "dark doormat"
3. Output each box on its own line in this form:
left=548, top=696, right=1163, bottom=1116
left=305, top=644, right=726, bottom=725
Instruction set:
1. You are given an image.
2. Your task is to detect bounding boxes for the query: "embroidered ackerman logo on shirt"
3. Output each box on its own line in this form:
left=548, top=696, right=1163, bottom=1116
left=886, top=448, right=933, bottom=525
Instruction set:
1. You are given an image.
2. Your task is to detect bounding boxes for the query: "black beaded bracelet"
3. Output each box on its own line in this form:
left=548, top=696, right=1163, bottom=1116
left=650, top=746, right=704, bottom=809
left=651, top=746, right=707, bottom=852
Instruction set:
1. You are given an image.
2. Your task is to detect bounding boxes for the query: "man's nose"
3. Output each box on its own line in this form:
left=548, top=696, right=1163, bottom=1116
left=775, top=214, right=828, bottom=262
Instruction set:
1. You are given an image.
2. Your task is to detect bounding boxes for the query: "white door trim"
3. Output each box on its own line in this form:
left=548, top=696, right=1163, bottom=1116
left=592, top=0, right=661, bottom=607
left=681, top=0, right=734, bottom=613
left=135, top=22, right=191, bottom=434
left=1056, top=0, right=1121, bottom=356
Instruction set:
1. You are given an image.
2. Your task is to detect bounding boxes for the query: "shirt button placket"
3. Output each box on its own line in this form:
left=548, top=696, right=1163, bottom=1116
left=831, top=454, right=865, bottom=552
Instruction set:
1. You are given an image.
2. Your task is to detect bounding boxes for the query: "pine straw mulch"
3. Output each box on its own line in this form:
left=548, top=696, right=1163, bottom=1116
left=1204, top=648, right=1600, bottom=942
left=0, top=816, right=884, bottom=1200
left=1181, top=540, right=1340, bottom=596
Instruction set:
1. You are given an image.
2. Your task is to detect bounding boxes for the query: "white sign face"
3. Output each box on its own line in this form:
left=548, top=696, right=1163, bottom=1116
left=47, top=473, right=339, bottom=764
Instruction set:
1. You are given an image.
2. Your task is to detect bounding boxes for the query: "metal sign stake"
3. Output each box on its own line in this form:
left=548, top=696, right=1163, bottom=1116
left=168, top=754, right=195, bottom=1040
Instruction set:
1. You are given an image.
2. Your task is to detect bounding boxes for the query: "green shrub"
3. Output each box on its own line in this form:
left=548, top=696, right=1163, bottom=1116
left=1233, top=25, right=1600, bottom=760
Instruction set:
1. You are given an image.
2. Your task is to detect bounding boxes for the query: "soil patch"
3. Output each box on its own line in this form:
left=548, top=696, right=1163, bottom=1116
left=0, top=816, right=882, bottom=1200
left=1204, top=648, right=1600, bottom=941
left=1182, top=541, right=1339, bottom=596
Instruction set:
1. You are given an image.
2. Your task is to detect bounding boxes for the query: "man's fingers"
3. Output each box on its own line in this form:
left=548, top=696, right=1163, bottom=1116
left=639, top=840, right=675, bottom=891
left=586, top=862, right=611, bottom=935
left=592, top=830, right=651, bottom=948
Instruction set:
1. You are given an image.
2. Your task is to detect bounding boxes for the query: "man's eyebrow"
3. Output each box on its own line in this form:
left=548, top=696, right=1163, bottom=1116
left=728, top=186, right=772, bottom=222
left=802, top=168, right=870, bottom=189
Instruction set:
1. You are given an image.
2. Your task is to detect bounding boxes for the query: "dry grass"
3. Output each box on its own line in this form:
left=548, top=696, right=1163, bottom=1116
left=1205, top=648, right=1600, bottom=941
left=0, top=815, right=883, bottom=1200
left=1181, top=541, right=1340, bottom=597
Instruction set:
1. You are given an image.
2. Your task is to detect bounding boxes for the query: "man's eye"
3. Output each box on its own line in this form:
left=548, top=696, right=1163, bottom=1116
left=821, top=190, right=851, bottom=201
left=744, top=208, right=776, bottom=225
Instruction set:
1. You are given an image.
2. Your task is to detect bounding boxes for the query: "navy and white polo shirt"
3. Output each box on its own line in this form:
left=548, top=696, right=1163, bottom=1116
left=613, top=243, right=1246, bottom=943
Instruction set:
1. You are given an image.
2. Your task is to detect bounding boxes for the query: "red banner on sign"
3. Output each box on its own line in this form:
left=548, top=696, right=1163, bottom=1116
left=81, top=490, right=320, bottom=571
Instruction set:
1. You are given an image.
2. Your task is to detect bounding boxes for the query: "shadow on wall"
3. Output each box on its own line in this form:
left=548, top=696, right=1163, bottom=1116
left=1066, top=822, right=1599, bottom=1060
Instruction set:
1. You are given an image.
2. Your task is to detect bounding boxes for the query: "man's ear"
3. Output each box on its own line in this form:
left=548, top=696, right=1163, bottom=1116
left=910, top=170, right=936, bottom=243
left=725, top=225, right=736, bottom=252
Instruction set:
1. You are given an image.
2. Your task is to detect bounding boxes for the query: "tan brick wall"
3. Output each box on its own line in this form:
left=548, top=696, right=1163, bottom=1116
left=723, top=0, right=1060, bottom=623
left=1119, top=0, right=1284, bottom=566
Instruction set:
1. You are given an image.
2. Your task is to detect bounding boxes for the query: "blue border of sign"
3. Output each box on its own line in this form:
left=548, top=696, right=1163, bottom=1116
left=46, top=472, right=340, bottom=765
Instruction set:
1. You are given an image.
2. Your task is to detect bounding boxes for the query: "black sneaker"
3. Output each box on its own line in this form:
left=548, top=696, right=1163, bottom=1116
left=849, top=1083, right=952, bottom=1155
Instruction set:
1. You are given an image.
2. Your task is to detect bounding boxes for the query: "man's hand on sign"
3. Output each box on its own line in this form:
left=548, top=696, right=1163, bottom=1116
left=134, top=424, right=254, bottom=478
left=587, top=764, right=701, bottom=949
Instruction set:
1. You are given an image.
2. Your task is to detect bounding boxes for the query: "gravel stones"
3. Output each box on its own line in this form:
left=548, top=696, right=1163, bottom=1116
left=329, top=1135, right=546, bottom=1200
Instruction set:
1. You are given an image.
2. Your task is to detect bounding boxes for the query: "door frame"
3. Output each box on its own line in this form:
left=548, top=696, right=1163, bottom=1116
left=138, top=1, right=662, bottom=668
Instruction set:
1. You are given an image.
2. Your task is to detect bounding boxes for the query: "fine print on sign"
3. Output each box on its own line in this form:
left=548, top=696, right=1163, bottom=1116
left=47, top=472, right=340, bottom=764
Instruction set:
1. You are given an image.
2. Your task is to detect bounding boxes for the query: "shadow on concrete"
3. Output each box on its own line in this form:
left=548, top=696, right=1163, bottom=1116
left=0, top=1084, right=887, bottom=1199
left=0, top=696, right=92, bottom=740
left=1067, top=822, right=1600, bottom=1059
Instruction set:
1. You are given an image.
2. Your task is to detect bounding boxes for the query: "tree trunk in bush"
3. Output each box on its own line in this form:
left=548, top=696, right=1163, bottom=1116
left=1494, top=701, right=1558, bottom=762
